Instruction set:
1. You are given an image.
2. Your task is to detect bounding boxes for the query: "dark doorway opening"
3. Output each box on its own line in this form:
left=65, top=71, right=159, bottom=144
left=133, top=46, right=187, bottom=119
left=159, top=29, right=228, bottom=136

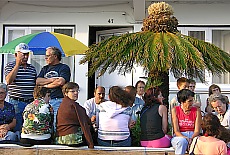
left=87, top=26, right=133, bottom=99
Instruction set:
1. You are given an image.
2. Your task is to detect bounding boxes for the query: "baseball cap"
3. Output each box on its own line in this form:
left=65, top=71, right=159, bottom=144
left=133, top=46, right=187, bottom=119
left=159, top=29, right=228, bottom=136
left=15, top=43, right=31, bottom=53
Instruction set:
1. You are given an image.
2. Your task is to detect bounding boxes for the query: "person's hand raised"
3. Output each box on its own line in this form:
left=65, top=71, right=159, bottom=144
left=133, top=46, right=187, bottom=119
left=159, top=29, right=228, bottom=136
left=15, top=52, right=24, bottom=66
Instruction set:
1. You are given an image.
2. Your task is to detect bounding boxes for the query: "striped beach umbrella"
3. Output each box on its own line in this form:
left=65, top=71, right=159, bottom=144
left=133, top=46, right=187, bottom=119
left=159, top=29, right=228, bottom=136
left=0, top=32, right=88, bottom=56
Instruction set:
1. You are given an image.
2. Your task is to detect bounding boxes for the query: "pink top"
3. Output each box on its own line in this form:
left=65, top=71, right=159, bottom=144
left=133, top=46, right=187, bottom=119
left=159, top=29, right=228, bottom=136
left=175, top=106, right=197, bottom=132
left=189, top=136, right=227, bottom=155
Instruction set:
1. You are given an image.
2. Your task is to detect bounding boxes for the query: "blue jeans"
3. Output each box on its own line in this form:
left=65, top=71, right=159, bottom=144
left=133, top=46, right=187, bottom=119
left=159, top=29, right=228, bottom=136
left=0, top=131, right=18, bottom=141
left=9, top=99, right=27, bottom=132
left=49, top=98, right=63, bottom=132
left=98, top=136, right=131, bottom=147
left=171, top=131, right=194, bottom=155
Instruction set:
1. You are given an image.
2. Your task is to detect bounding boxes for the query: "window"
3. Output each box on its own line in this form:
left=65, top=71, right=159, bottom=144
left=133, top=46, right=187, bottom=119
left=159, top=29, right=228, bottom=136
left=170, top=28, right=206, bottom=83
left=212, top=30, right=230, bottom=84
left=174, top=27, right=230, bottom=86
left=188, top=30, right=205, bottom=83
left=2, top=26, right=75, bottom=82
left=188, top=31, right=205, bottom=41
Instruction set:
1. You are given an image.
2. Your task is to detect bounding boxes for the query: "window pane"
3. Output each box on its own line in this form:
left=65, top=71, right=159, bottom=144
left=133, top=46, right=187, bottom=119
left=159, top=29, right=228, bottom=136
left=54, top=28, right=74, bottom=81
left=188, top=31, right=205, bottom=82
left=31, top=55, right=45, bottom=75
left=212, top=30, right=230, bottom=84
left=31, top=30, right=46, bottom=33
left=188, top=31, right=205, bottom=41
left=8, top=30, right=25, bottom=43
left=54, top=29, right=73, bottom=37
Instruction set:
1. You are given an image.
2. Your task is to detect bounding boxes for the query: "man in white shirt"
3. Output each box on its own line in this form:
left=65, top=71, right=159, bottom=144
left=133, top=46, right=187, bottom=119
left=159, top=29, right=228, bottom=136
left=83, top=86, right=106, bottom=126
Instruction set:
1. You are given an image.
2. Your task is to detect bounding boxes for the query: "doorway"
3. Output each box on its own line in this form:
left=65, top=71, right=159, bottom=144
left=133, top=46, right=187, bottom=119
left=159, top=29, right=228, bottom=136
left=87, top=26, right=134, bottom=99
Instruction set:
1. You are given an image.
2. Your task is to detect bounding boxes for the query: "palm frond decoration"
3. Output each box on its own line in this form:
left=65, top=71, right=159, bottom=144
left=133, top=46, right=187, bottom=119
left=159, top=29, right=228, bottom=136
left=80, top=2, right=230, bottom=105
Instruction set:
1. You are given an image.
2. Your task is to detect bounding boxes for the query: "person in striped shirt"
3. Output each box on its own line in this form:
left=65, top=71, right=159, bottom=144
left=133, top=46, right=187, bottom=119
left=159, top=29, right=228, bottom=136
left=5, top=43, right=37, bottom=133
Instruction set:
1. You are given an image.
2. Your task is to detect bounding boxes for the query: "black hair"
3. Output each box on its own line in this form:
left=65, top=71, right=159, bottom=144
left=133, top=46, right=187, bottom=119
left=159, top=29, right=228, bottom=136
left=177, top=89, right=194, bottom=103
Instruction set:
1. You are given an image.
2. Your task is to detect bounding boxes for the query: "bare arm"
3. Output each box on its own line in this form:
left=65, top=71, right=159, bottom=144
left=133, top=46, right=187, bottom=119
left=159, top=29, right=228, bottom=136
left=5, top=53, right=24, bottom=84
left=45, top=77, right=66, bottom=88
left=6, top=52, right=28, bottom=84
left=171, top=107, right=187, bottom=138
left=159, top=105, right=168, bottom=134
left=5, top=65, right=20, bottom=84
left=0, top=118, right=16, bottom=132
left=7, top=118, right=16, bottom=130
left=37, top=77, right=65, bottom=88
left=36, top=77, right=55, bottom=86
left=191, top=108, right=202, bottom=139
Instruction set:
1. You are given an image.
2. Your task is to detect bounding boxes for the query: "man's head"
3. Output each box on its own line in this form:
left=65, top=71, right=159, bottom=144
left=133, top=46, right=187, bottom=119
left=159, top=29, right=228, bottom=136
left=188, top=79, right=196, bottom=92
left=135, top=80, right=145, bottom=96
left=14, top=43, right=31, bottom=65
left=177, top=77, right=189, bottom=90
left=45, top=46, right=62, bottom=65
left=94, top=86, right=105, bottom=104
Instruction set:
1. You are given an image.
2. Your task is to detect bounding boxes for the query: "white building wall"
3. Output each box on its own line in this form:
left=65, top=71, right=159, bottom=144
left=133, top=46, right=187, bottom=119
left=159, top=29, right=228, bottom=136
left=172, top=4, right=230, bottom=25
left=0, top=2, right=230, bottom=107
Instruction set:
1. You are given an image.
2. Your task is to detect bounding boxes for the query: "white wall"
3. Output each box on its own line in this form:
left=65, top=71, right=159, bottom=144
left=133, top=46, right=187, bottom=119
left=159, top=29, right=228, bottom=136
left=172, top=3, right=230, bottom=25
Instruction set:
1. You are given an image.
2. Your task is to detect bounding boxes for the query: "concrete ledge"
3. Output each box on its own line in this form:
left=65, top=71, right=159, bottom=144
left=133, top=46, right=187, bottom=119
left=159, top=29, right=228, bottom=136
left=0, top=144, right=176, bottom=155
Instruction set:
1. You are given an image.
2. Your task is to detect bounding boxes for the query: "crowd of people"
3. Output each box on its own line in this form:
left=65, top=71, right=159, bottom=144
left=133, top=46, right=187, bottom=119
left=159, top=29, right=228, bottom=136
left=0, top=43, right=229, bottom=155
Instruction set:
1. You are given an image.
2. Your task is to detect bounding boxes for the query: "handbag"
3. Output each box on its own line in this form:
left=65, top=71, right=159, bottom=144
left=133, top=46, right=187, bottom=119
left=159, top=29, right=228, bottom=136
left=189, top=137, right=198, bottom=155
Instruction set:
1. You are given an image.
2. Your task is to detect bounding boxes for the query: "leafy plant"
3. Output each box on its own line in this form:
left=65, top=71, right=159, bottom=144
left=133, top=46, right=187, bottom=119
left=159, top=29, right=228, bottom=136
left=167, top=123, right=173, bottom=136
left=80, top=2, right=230, bottom=107
left=130, top=116, right=141, bottom=146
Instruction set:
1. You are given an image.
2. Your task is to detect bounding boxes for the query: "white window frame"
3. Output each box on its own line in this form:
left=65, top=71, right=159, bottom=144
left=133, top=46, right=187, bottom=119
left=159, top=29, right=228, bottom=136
left=52, top=27, right=75, bottom=37
left=2, top=26, right=75, bottom=83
